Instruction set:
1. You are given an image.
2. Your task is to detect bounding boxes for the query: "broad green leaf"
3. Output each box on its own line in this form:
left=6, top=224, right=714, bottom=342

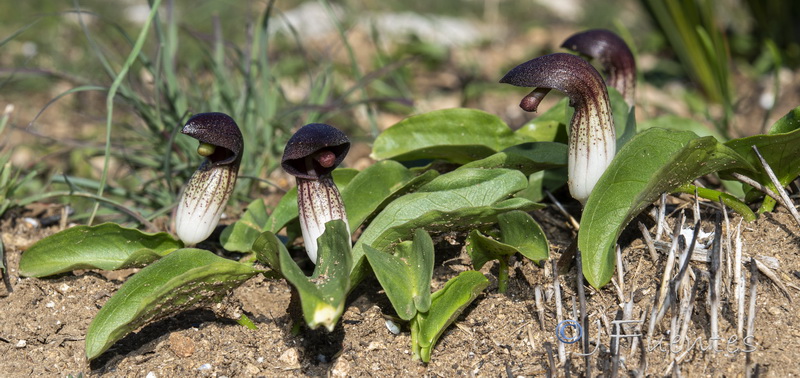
left=459, top=142, right=567, bottom=175
left=279, top=220, right=351, bottom=331
left=341, top=160, right=438, bottom=230
left=580, top=128, right=755, bottom=288
left=721, top=106, right=800, bottom=211
left=467, top=211, right=548, bottom=292
left=515, top=97, right=569, bottom=142
left=467, top=230, right=518, bottom=270
left=220, top=198, right=269, bottom=252
left=263, top=169, right=358, bottom=234
left=364, top=229, right=434, bottom=320
left=371, top=108, right=526, bottom=164
left=85, top=248, right=261, bottom=360
left=768, top=104, right=800, bottom=134
left=19, top=223, right=183, bottom=277
left=411, top=270, right=489, bottom=362
left=350, top=168, right=541, bottom=285
left=251, top=230, right=283, bottom=275
left=497, top=210, right=548, bottom=263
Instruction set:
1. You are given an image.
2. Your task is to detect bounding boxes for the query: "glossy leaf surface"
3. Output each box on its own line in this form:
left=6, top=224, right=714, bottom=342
left=364, top=229, right=434, bottom=320
left=350, top=168, right=541, bottom=284
left=579, top=128, right=754, bottom=287
left=85, top=248, right=260, bottom=360
left=371, top=109, right=525, bottom=163
left=411, top=270, right=489, bottom=362
left=20, top=223, right=183, bottom=277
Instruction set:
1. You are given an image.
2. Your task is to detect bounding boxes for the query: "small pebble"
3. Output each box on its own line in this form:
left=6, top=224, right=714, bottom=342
left=145, top=372, right=156, bottom=378
left=385, top=319, right=400, bottom=334
left=331, top=358, right=351, bottom=377
left=279, top=348, right=300, bottom=366
left=367, top=341, right=385, bottom=351
left=45, top=301, right=55, bottom=308
left=15, top=340, right=26, bottom=348
left=197, top=363, right=212, bottom=371
left=168, top=333, right=195, bottom=358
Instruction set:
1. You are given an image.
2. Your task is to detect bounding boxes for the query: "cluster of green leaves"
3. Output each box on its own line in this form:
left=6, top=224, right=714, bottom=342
left=19, top=92, right=800, bottom=361
left=368, top=98, right=800, bottom=288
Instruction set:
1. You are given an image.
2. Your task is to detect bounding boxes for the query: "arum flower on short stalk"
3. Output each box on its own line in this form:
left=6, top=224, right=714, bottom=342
left=281, top=123, right=351, bottom=264
left=500, top=53, right=615, bottom=205
left=174, top=112, right=243, bottom=245
left=562, top=29, right=637, bottom=108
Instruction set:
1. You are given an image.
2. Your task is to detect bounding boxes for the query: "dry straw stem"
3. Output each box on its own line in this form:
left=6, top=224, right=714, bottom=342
left=655, top=193, right=667, bottom=241
left=574, top=248, right=591, bottom=377
left=545, top=190, right=580, bottom=230
left=638, top=222, right=659, bottom=261
left=746, top=258, right=758, bottom=375
left=709, top=213, right=723, bottom=350
left=534, top=285, right=545, bottom=331
left=752, top=258, right=792, bottom=302
left=551, top=259, right=565, bottom=364
left=649, top=212, right=685, bottom=335
left=734, top=220, right=746, bottom=339
left=752, top=145, right=800, bottom=227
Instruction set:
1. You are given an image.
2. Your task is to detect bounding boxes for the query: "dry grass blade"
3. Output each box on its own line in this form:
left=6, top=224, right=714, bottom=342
left=709, top=212, right=723, bottom=350
left=574, top=248, right=590, bottom=377
left=543, top=341, right=555, bottom=378
left=752, top=257, right=792, bottom=302
left=615, top=245, right=626, bottom=302
left=734, top=221, right=746, bottom=339
left=677, top=271, right=700, bottom=351
left=552, top=259, right=565, bottom=364
left=752, top=145, right=800, bottom=227
left=649, top=212, right=685, bottom=335
left=655, top=193, right=667, bottom=241
left=638, top=222, right=659, bottom=261
left=534, top=284, right=545, bottom=330
left=730, top=172, right=782, bottom=204
left=545, top=190, right=580, bottom=230
left=721, top=200, right=733, bottom=291
left=610, top=309, right=623, bottom=378
left=746, top=257, right=758, bottom=375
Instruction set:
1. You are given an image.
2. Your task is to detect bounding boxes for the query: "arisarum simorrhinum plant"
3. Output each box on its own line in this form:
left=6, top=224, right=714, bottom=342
left=500, top=53, right=616, bottom=205
left=561, top=29, right=637, bottom=108
left=281, top=123, right=351, bottom=264
left=174, top=112, right=243, bottom=245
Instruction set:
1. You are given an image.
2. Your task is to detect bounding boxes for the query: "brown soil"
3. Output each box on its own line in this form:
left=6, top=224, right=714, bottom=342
left=1, top=199, right=799, bottom=377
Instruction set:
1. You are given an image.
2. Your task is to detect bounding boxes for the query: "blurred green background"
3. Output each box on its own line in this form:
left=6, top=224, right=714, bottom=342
left=1, top=0, right=797, bottom=225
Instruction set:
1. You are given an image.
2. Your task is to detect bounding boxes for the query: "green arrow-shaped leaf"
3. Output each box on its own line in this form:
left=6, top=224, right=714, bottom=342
left=85, top=248, right=260, bottom=360
left=364, top=229, right=434, bottom=320
left=372, top=108, right=526, bottom=163
left=411, top=270, right=489, bottom=362
left=579, top=128, right=754, bottom=288
left=278, top=220, right=352, bottom=331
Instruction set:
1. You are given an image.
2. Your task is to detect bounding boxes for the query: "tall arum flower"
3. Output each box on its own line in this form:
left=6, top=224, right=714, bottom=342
left=281, top=123, right=351, bottom=264
left=562, top=29, right=637, bottom=108
left=501, top=53, right=615, bottom=205
left=174, top=113, right=243, bottom=245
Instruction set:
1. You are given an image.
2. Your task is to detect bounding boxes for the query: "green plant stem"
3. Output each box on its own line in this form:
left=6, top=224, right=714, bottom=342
left=90, top=0, right=164, bottom=225
left=497, top=256, right=509, bottom=293
left=674, top=184, right=756, bottom=221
